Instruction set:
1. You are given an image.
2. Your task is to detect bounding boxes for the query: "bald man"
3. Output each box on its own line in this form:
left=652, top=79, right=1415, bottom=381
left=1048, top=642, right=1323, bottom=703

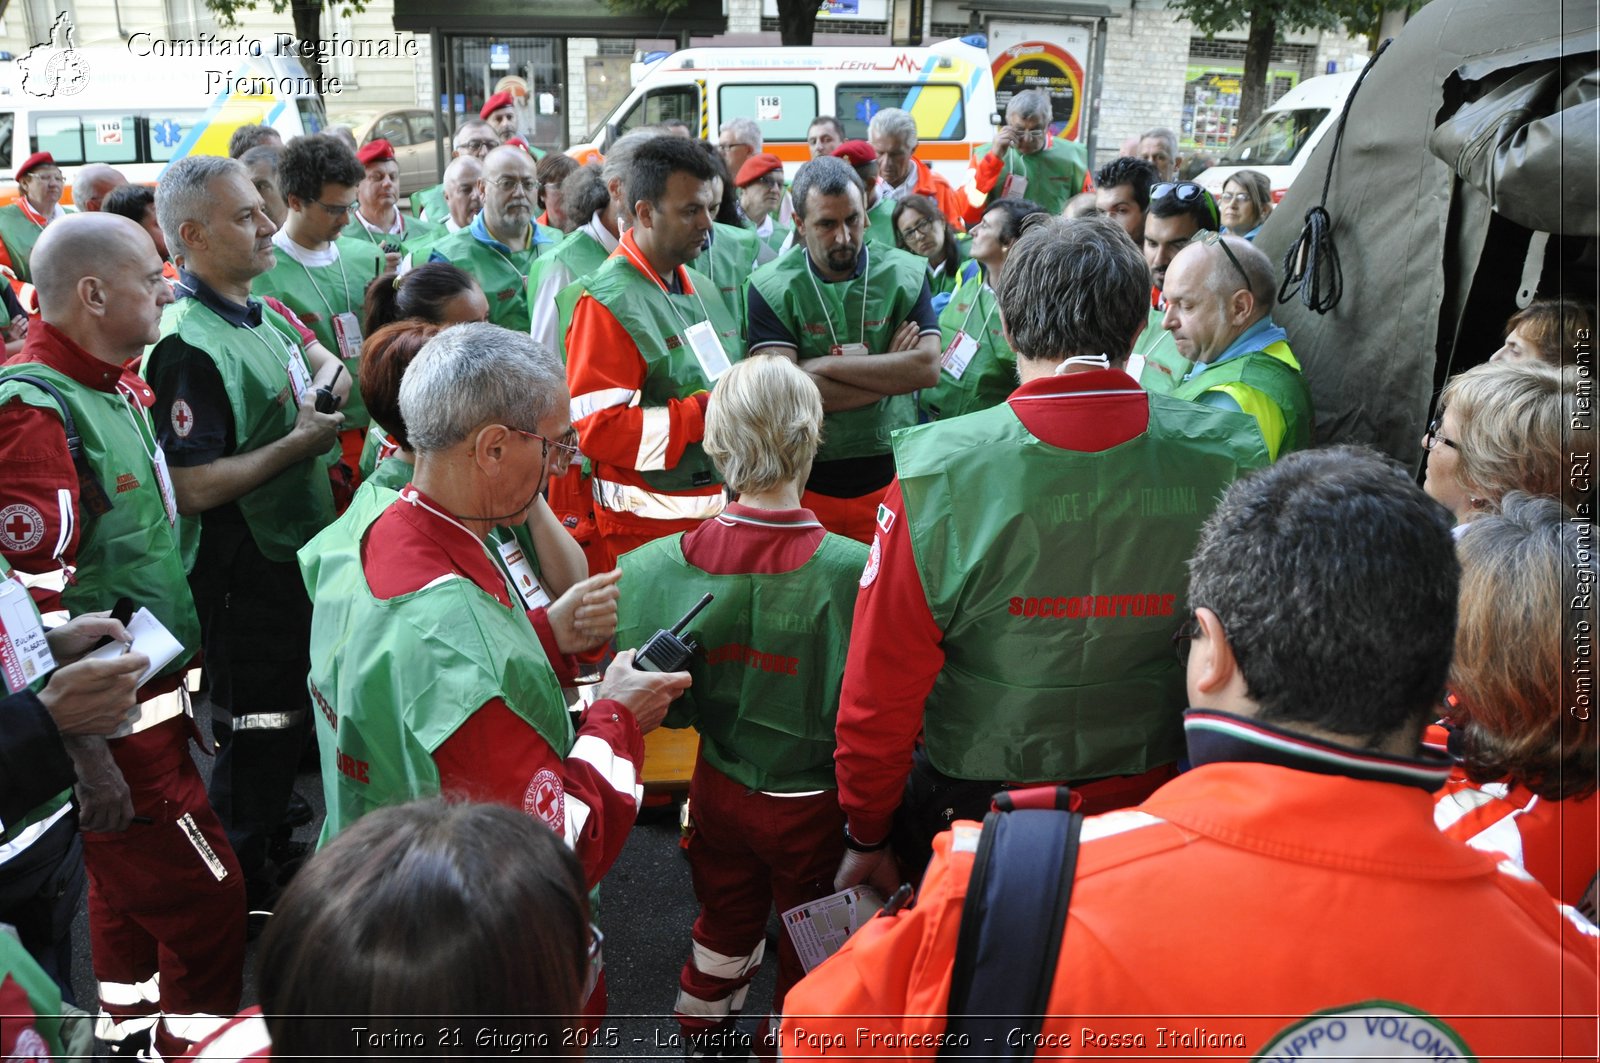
left=0, top=213, right=246, bottom=1058
left=71, top=164, right=127, bottom=212
left=440, top=155, right=483, bottom=232
left=1162, top=234, right=1314, bottom=459
left=429, top=144, right=561, bottom=331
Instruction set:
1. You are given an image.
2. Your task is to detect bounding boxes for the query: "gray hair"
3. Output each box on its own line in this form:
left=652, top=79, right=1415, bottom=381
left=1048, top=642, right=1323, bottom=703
left=867, top=107, right=918, bottom=148
left=453, top=119, right=495, bottom=149
left=719, top=117, right=763, bottom=151
left=72, top=164, right=123, bottom=208
left=442, top=154, right=481, bottom=186
left=997, top=214, right=1147, bottom=364
left=157, top=155, right=246, bottom=263
left=562, top=164, right=609, bottom=227
left=400, top=323, right=566, bottom=452
left=1203, top=233, right=1276, bottom=308
left=602, top=129, right=664, bottom=196
left=1139, top=127, right=1179, bottom=159
left=703, top=355, right=824, bottom=495
left=789, top=156, right=864, bottom=222
left=1006, top=89, right=1054, bottom=125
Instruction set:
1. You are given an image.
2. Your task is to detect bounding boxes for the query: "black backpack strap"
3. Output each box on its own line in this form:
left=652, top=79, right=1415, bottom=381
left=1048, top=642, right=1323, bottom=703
left=940, top=795, right=1085, bottom=1058
left=4, top=373, right=113, bottom=518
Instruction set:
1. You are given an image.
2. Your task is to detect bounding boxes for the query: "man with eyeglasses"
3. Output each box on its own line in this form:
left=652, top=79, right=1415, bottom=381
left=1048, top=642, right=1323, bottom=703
left=565, top=137, right=744, bottom=569
left=961, top=89, right=1087, bottom=224
left=1162, top=233, right=1312, bottom=460
left=827, top=214, right=1268, bottom=897
left=411, top=118, right=500, bottom=226
left=254, top=134, right=387, bottom=477
left=430, top=146, right=562, bottom=333
left=868, top=107, right=964, bottom=228
left=300, top=322, right=692, bottom=887
left=143, top=155, right=349, bottom=920
left=1133, top=179, right=1217, bottom=394
left=735, top=152, right=790, bottom=251
left=348, top=139, right=443, bottom=267
left=717, top=118, right=763, bottom=182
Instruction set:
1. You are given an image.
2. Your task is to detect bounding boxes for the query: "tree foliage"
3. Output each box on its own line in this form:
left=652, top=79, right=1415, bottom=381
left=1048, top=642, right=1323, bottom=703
left=1170, top=1, right=1427, bottom=128
left=607, top=0, right=822, bottom=45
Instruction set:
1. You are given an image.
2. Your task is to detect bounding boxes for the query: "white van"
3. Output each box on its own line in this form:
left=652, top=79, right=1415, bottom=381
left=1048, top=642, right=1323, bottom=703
left=1196, top=70, right=1360, bottom=202
left=0, top=47, right=327, bottom=205
left=572, top=38, right=997, bottom=184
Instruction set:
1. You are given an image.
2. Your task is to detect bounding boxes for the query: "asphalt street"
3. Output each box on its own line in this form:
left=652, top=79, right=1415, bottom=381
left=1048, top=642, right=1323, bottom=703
left=66, top=696, right=780, bottom=1061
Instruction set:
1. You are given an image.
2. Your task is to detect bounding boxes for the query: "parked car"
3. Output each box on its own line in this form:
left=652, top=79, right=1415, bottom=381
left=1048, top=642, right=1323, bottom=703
left=334, top=107, right=440, bottom=195
left=1195, top=70, right=1360, bottom=203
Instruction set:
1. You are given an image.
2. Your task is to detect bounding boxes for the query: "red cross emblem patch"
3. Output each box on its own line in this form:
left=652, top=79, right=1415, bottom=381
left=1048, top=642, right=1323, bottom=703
left=524, top=768, right=565, bottom=834
left=0, top=503, right=44, bottom=551
left=170, top=399, right=195, bottom=439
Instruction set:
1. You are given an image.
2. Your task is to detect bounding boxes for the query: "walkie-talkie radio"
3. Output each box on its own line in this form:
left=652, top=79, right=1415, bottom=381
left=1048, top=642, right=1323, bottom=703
left=632, top=593, right=713, bottom=672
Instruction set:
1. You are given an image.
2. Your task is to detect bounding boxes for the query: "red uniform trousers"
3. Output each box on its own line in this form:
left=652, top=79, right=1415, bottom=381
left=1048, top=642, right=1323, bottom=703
left=677, top=755, right=845, bottom=1045
left=84, top=716, right=245, bottom=1058
left=548, top=464, right=609, bottom=578
left=800, top=486, right=888, bottom=546
left=593, top=507, right=706, bottom=572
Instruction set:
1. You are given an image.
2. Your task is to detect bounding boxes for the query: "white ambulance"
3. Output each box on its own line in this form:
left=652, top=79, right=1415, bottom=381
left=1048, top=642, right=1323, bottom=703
left=572, top=38, right=998, bottom=183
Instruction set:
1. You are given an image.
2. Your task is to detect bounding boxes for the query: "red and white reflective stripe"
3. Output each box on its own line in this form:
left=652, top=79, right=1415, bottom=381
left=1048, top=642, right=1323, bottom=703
left=50, top=487, right=72, bottom=563
left=571, top=387, right=636, bottom=421
left=562, top=792, right=592, bottom=850
left=569, top=733, right=640, bottom=801
left=636, top=407, right=671, bottom=471
left=593, top=478, right=725, bottom=522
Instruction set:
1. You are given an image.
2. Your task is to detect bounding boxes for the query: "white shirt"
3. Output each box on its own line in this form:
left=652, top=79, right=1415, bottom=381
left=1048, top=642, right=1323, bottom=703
left=528, top=211, right=620, bottom=349
left=271, top=226, right=340, bottom=268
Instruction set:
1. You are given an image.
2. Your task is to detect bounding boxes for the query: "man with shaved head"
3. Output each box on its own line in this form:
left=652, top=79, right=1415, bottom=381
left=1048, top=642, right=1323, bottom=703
left=430, top=144, right=561, bottom=331
left=0, top=213, right=246, bottom=1058
left=1162, top=233, right=1313, bottom=459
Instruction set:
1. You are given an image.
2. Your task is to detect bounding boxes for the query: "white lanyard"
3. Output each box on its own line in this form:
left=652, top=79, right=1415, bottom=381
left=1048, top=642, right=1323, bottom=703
left=113, top=380, right=160, bottom=464
left=619, top=239, right=714, bottom=334
left=398, top=488, right=525, bottom=608
left=292, top=252, right=352, bottom=323
left=954, top=279, right=997, bottom=339
left=803, top=247, right=870, bottom=351
left=485, top=227, right=537, bottom=281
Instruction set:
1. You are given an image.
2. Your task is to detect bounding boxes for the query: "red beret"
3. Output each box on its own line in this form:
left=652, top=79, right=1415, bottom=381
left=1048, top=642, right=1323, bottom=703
left=735, top=152, right=784, bottom=187
left=16, top=152, right=55, bottom=181
left=480, top=91, right=515, bottom=119
left=356, top=139, right=395, bottom=166
left=832, top=140, right=877, bottom=167
left=504, top=135, right=530, bottom=150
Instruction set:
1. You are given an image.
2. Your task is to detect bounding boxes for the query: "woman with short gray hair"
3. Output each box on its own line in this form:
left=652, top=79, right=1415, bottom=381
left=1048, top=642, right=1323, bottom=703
left=613, top=355, right=869, bottom=1052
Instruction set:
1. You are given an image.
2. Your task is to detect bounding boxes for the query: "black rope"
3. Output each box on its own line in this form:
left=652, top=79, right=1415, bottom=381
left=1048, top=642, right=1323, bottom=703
left=1278, top=37, right=1394, bottom=314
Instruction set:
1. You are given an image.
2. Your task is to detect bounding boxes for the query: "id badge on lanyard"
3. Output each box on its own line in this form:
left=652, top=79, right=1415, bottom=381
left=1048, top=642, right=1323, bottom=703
left=0, top=576, right=54, bottom=694
left=684, top=319, right=731, bottom=381
left=497, top=538, right=551, bottom=611
left=331, top=312, right=364, bottom=364
left=1001, top=173, right=1028, bottom=199
left=151, top=446, right=179, bottom=525
left=286, top=349, right=314, bottom=406
left=940, top=331, right=979, bottom=380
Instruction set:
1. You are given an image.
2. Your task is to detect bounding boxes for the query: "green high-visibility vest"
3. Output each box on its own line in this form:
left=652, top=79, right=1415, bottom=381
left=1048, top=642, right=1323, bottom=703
left=919, top=265, right=1014, bottom=421
left=749, top=244, right=928, bottom=462
left=1135, top=306, right=1190, bottom=396
left=0, top=556, right=72, bottom=845
left=365, top=453, right=411, bottom=492
left=299, top=487, right=573, bottom=845
left=924, top=237, right=970, bottom=300
left=1171, top=341, right=1312, bottom=460
left=252, top=236, right=385, bottom=428
left=147, top=299, right=336, bottom=565
left=0, top=365, right=200, bottom=673
left=529, top=229, right=612, bottom=357
left=862, top=197, right=897, bottom=248
left=973, top=138, right=1088, bottom=215
left=893, top=391, right=1270, bottom=782
left=411, top=184, right=446, bottom=224
left=347, top=213, right=445, bottom=259
left=615, top=531, right=866, bottom=792
left=698, top=222, right=760, bottom=332
left=431, top=223, right=563, bottom=333
left=578, top=250, right=743, bottom=493
left=0, top=203, right=72, bottom=284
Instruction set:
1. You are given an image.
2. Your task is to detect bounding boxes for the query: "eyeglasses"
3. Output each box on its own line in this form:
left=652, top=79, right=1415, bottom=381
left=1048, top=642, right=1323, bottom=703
left=582, top=924, right=604, bottom=1002
left=1216, top=191, right=1251, bottom=205
left=313, top=199, right=357, bottom=217
left=898, top=217, right=937, bottom=243
left=1006, top=125, right=1047, bottom=143
left=511, top=426, right=581, bottom=466
left=1151, top=182, right=1220, bottom=228
left=1193, top=229, right=1250, bottom=291
left=1172, top=617, right=1201, bottom=665
left=717, top=141, right=752, bottom=153
left=491, top=177, right=539, bottom=194
left=457, top=139, right=498, bottom=152
left=1424, top=416, right=1459, bottom=452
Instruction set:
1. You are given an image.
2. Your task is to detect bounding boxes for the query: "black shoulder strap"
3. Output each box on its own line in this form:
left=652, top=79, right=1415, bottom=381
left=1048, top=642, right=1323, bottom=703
left=940, top=799, right=1084, bottom=1058
left=4, top=373, right=113, bottom=518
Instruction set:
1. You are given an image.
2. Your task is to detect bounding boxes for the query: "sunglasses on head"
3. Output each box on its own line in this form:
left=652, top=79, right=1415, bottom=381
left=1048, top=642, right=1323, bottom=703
left=1150, top=182, right=1220, bottom=228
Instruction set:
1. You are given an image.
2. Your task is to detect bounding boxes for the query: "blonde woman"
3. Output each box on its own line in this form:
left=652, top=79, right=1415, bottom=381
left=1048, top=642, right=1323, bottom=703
left=614, top=355, right=868, bottom=1054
